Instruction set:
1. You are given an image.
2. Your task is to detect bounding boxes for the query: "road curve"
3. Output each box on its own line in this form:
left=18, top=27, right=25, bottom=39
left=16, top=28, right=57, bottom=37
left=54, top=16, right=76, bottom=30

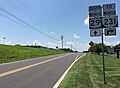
left=0, top=53, right=84, bottom=88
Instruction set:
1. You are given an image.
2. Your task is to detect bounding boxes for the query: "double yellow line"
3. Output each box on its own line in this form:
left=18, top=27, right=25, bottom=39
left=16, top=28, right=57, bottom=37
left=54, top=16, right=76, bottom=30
left=0, top=53, right=72, bottom=78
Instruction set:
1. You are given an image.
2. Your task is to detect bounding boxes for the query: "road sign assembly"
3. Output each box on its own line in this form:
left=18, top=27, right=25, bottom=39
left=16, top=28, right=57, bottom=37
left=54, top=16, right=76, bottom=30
left=90, top=29, right=101, bottom=37
left=105, top=27, right=116, bottom=36
left=88, top=3, right=118, bottom=84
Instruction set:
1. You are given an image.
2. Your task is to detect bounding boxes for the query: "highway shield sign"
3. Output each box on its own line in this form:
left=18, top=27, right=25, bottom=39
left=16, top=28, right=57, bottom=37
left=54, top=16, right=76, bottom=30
left=89, top=17, right=102, bottom=29
left=102, top=16, right=118, bottom=28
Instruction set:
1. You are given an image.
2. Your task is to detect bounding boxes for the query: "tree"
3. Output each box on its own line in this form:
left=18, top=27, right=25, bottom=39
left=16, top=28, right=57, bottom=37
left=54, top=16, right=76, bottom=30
left=88, top=43, right=110, bottom=55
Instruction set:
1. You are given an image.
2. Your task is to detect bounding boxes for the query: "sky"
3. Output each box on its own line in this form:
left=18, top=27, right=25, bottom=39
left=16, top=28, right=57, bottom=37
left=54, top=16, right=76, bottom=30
left=0, top=0, right=120, bottom=52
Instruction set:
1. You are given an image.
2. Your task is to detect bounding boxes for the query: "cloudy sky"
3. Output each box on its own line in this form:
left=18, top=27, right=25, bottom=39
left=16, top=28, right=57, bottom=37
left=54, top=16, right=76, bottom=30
left=0, top=0, right=120, bottom=51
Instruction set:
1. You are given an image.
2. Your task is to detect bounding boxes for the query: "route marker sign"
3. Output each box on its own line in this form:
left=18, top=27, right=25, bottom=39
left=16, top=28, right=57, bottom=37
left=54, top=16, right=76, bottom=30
left=89, top=11, right=102, bottom=17
left=103, top=3, right=115, bottom=10
left=90, top=29, right=101, bottom=37
left=105, top=27, right=116, bottom=36
left=89, top=17, right=102, bottom=29
left=103, top=10, right=116, bottom=16
left=102, top=16, right=118, bottom=28
left=89, top=5, right=101, bottom=12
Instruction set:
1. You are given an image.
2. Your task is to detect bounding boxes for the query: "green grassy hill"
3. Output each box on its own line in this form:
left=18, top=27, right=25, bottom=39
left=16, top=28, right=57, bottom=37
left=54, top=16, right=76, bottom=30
left=0, top=44, right=65, bottom=64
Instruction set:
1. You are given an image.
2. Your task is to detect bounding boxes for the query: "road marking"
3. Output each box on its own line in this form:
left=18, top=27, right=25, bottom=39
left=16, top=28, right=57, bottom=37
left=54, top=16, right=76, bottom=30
left=53, top=53, right=86, bottom=88
left=0, top=53, right=72, bottom=78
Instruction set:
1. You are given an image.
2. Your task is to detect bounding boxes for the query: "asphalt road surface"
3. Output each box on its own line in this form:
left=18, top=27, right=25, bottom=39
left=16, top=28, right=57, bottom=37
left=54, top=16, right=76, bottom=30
left=0, top=53, right=84, bottom=88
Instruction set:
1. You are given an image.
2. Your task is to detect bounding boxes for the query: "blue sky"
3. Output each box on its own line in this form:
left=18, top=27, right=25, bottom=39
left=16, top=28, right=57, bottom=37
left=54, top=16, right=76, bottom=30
left=0, top=0, right=120, bottom=51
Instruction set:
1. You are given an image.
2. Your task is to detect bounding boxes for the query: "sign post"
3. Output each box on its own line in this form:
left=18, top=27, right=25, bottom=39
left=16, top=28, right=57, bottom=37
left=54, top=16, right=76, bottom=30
left=114, top=47, right=120, bottom=58
left=89, top=3, right=118, bottom=84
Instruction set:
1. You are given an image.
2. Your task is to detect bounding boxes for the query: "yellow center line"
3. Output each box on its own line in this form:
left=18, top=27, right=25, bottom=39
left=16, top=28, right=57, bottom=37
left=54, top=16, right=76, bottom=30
left=0, top=53, right=72, bottom=78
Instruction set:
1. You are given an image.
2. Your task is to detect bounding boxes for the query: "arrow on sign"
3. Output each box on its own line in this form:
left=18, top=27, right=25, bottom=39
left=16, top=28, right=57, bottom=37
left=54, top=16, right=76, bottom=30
left=94, top=31, right=97, bottom=35
left=107, top=28, right=114, bottom=35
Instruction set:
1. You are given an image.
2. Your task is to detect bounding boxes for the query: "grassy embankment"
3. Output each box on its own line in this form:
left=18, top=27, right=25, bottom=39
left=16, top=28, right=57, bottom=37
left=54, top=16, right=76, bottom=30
left=0, top=44, right=65, bottom=64
left=60, top=53, right=120, bottom=88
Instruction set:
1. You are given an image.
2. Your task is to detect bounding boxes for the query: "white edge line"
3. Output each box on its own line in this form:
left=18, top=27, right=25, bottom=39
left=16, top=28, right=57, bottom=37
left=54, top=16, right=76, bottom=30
left=53, top=53, right=86, bottom=88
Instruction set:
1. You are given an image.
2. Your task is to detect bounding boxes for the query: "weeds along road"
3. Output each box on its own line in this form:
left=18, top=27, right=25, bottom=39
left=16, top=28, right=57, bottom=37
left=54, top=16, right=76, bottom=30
left=0, top=53, right=84, bottom=88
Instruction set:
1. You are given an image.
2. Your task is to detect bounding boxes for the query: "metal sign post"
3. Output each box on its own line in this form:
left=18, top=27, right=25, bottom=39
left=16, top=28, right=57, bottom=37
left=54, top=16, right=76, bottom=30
left=101, top=28, right=106, bottom=84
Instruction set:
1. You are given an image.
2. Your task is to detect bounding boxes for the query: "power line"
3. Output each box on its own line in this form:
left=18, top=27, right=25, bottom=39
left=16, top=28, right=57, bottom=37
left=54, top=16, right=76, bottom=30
left=0, top=6, right=59, bottom=41
left=6, top=0, right=46, bottom=31
left=16, top=0, right=62, bottom=36
left=6, top=0, right=61, bottom=39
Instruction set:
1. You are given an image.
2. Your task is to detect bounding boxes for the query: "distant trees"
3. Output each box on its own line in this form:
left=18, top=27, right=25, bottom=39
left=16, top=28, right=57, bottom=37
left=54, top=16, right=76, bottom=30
left=88, top=43, right=110, bottom=55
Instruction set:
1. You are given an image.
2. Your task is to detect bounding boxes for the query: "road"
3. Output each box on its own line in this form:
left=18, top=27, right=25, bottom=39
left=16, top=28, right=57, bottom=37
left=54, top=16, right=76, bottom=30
left=0, top=53, right=84, bottom=88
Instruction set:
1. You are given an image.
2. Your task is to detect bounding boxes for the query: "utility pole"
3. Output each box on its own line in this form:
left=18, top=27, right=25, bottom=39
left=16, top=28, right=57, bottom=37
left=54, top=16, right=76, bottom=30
left=71, top=44, right=73, bottom=50
left=61, top=35, right=63, bottom=49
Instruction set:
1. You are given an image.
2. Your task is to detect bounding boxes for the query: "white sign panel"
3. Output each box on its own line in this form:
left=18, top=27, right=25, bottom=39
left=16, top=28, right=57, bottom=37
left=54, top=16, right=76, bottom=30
left=103, top=10, right=116, bottom=16
left=102, top=16, right=118, bottom=28
left=89, top=11, right=102, bottom=17
left=89, top=17, right=102, bottom=29
left=105, top=27, right=116, bottom=36
left=89, top=5, right=101, bottom=12
left=90, top=29, right=101, bottom=37
left=103, top=3, right=115, bottom=10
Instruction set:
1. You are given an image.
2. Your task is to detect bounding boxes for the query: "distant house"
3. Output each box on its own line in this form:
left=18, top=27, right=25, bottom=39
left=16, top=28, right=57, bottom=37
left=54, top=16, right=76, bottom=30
left=107, top=48, right=114, bottom=54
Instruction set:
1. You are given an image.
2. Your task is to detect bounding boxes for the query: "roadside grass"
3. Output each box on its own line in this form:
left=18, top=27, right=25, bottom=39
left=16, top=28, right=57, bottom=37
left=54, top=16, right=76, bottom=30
left=0, top=44, right=65, bottom=64
left=60, top=53, right=120, bottom=88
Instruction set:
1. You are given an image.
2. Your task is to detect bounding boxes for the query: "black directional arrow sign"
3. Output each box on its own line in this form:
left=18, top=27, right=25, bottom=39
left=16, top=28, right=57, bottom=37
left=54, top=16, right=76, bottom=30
left=90, top=29, right=101, bottom=37
left=105, top=27, right=116, bottom=36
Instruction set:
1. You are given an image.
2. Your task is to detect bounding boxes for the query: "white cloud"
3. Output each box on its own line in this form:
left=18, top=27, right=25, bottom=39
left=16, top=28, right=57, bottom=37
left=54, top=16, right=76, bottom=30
left=51, top=32, right=54, bottom=34
left=104, top=41, right=120, bottom=46
left=66, top=41, right=89, bottom=52
left=84, top=15, right=89, bottom=26
left=33, top=40, right=43, bottom=46
left=118, top=27, right=120, bottom=31
left=66, top=41, right=75, bottom=45
left=47, top=42, right=61, bottom=48
left=74, top=34, right=80, bottom=39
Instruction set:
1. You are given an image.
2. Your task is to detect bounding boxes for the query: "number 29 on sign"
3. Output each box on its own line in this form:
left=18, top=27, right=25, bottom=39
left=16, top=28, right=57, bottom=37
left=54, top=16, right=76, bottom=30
left=89, top=17, right=101, bottom=29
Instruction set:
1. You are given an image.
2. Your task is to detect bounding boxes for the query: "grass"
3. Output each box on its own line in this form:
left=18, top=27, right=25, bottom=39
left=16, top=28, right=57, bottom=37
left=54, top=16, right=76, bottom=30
left=0, top=44, right=65, bottom=64
left=60, top=53, right=120, bottom=88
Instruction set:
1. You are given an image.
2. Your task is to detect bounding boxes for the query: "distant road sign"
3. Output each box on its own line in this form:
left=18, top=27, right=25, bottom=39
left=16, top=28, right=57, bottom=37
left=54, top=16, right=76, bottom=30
left=89, top=41, right=94, bottom=46
left=89, top=11, right=102, bottom=17
left=102, top=16, right=118, bottom=28
left=90, top=29, right=101, bottom=37
left=103, top=10, right=116, bottom=16
left=114, top=47, right=120, bottom=52
left=89, top=17, right=102, bottom=29
left=105, top=27, right=116, bottom=36
left=89, top=5, right=101, bottom=12
left=103, top=3, right=115, bottom=10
